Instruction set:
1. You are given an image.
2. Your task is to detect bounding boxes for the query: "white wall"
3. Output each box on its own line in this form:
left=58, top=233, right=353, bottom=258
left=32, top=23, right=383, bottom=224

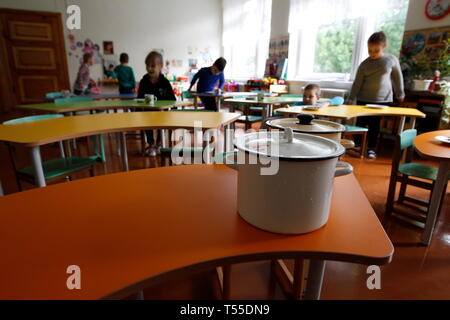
left=1, top=0, right=223, bottom=88
left=405, top=0, right=450, bottom=31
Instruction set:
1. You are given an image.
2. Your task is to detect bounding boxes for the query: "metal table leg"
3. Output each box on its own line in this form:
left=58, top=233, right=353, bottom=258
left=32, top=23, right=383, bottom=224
left=58, top=141, right=66, bottom=158
left=303, top=259, right=326, bottom=300
left=398, top=116, right=406, bottom=133
left=217, top=96, right=221, bottom=112
left=421, top=161, right=449, bottom=245
left=410, top=117, right=416, bottom=130
left=120, top=132, right=129, bottom=171
left=30, top=146, right=46, bottom=187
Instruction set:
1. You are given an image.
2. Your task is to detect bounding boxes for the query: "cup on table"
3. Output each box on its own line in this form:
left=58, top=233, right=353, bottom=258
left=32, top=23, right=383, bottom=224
left=145, top=94, right=157, bottom=105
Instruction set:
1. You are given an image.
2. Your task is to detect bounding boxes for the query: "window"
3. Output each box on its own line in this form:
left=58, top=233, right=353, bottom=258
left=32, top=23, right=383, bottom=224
left=222, top=0, right=272, bottom=79
left=288, top=0, right=409, bottom=81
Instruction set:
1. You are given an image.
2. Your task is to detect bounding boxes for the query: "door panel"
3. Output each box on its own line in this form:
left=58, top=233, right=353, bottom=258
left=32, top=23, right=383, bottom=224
left=8, top=21, right=53, bottom=41
left=18, top=76, right=58, bottom=103
left=13, top=47, right=56, bottom=70
left=0, top=9, right=70, bottom=108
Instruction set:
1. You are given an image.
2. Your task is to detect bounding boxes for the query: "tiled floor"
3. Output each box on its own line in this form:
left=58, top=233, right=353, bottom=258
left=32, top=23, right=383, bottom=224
left=0, top=113, right=448, bottom=300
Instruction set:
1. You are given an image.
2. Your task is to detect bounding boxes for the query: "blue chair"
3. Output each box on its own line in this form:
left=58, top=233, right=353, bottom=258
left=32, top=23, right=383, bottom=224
left=3, top=115, right=99, bottom=191
left=385, top=129, right=449, bottom=228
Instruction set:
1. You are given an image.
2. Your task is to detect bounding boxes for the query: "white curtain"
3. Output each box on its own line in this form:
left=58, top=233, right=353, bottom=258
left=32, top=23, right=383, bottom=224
left=223, top=0, right=272, bottom=79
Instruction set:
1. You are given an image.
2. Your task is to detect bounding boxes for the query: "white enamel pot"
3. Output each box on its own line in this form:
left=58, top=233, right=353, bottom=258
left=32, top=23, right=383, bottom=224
left=228, top=128, right=353, bottom=234
left=266, top=114, right=355, bottom=149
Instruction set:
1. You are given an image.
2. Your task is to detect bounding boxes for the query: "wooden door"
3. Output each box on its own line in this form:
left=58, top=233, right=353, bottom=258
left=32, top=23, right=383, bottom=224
left=0, top=8, right=70, bottom=110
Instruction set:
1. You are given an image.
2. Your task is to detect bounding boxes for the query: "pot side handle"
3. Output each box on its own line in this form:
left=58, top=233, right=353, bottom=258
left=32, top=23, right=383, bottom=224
left=340, top=139, right=355, bottom=149
left=334, top=161, right=353, bottom=177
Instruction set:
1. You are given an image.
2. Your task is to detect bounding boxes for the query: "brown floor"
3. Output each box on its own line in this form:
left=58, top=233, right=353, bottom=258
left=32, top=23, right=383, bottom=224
left=0, top=112, right=449, bottom=300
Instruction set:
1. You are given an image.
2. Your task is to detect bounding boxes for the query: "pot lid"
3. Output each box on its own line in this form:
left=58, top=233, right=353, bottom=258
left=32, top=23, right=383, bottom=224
left=234, top=128, right=345, bottom=160
left=266, top=114, right=345, bottom=134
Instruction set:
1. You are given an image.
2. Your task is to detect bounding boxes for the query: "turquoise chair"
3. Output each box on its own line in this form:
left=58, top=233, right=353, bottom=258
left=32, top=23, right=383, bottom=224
left=54, top=97, right=106, bottom=162
left=232, top=95, right=263, bottom=130
left=213, top=151, right=238, bottom=165
left=54, top=97, right=93, bottom=104
left=343, top=125, right=369, bottom=158
left=385, top=129, right=449, bottom=227
left=3, top=115, right=99, bottom=191
left=46, top=92, right=63, bottom=99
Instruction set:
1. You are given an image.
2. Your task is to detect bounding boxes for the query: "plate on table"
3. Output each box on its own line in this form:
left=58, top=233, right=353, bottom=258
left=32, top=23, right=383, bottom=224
left=302, top=105, right=322, bottom=110
left=435, top=136, right=450, bottom=145
left=365, top=104, right=389, bottom=109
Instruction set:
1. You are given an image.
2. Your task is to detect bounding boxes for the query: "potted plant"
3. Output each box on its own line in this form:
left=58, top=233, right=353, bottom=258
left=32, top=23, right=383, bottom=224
left=401, top=54, right=433, bottom=90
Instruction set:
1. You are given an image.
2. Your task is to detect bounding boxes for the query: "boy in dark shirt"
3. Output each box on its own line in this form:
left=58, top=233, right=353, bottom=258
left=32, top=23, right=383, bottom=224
left=188, top=57, right=227, bottom=111
left=138, top=51, right=176, bottom=156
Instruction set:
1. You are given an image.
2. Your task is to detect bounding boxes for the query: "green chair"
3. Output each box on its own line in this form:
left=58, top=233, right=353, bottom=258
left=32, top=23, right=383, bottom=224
left=3, top=115, right=99, bottom=191
left=384, top=129, right=449, bottom=228
left=343, top=125, right=369, bottom=158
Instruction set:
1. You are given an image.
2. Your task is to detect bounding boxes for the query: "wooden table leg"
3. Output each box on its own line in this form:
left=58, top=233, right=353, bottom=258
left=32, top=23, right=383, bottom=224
left=421, top=161, right=449, bottom=245
left=270, top=259, right=306, bottom=300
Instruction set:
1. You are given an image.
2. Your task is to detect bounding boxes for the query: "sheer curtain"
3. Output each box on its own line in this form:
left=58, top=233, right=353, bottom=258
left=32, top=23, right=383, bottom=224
left=288, top=0, right=408, bottom=80
left=223, top=0, right=272, bottom=79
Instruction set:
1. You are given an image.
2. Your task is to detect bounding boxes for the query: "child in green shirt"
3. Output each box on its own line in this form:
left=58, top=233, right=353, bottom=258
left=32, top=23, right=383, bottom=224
left=114, top=53, right=136, bottom=94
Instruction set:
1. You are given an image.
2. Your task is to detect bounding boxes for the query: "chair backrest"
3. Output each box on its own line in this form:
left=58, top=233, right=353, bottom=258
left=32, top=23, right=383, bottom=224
left=45, top=92, right=63, bottom=99
left=54, top=97, right=93, bottom=104
left=3, top=114, right=64, bottom=125
left=399, top=129, right=417, bottom=150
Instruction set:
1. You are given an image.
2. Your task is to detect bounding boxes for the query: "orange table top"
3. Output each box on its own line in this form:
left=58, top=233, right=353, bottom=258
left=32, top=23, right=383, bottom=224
left=0, top=165, right=393, bottom=299
left=414, top=130, right=450, bottom=162
left=0, top=111, right=240, bottom=147
left=275, top=105, right=426, bottom=120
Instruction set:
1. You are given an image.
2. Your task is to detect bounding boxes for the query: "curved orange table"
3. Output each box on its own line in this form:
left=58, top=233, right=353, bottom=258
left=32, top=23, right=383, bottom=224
left=0, top=165, right=393, bottom=300
left=414, top=130, right=450, bottom=245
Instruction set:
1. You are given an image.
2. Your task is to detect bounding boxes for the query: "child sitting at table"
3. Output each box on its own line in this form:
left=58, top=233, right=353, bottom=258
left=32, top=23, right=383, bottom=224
left=285, top=84, right=344, bottom=109
left=188, top=57, right=227, bottom=111
left=138, top=51, right=176, bottom=157
left=73, top=53, right=95, bottom=95
left=114, top=53, right=136, bottom=94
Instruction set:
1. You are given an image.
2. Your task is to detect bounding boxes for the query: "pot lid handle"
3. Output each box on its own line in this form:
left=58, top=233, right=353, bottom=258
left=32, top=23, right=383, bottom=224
left=297, top=113, right=315, bottom=125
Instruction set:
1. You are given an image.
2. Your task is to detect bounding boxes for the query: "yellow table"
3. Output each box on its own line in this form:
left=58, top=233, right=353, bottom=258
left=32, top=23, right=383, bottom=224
left=0, top=111, right=241, bottom=187
left=275, top=105, right=426, bottom=133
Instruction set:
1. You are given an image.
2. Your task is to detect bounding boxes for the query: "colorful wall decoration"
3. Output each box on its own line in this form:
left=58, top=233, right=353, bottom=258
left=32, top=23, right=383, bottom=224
left=400, top=26, right=450, bottom=65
